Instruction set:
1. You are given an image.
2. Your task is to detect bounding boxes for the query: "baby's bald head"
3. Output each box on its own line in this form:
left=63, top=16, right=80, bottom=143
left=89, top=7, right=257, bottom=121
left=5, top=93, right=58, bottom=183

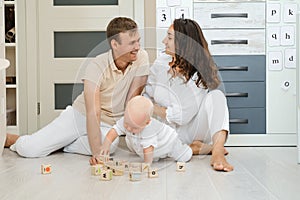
left=124, top=96, right=153, bottom=133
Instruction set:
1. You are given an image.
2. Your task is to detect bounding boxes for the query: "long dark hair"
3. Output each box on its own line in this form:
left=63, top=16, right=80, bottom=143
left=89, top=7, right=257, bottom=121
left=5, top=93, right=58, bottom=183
left=172, top=18, right=220, bottom=89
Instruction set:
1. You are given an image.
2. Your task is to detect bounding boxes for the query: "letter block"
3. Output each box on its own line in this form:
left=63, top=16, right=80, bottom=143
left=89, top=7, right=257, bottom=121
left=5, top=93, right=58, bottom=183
left=148, top=168, right=158, bottom=178
left=41, top=164, right=52, bottom=174
left=91, top=164, right=103, bottom=176
left=129, top=171, right=142, bottom=181
left=100, top=169, right=113, bottom=181
left=142, top=163, right=150, bottom=172
left=176, top=162, right=186, bottom=172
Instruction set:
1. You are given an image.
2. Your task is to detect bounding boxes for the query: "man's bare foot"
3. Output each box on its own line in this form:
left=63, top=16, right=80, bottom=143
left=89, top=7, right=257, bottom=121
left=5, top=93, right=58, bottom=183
left=4, top=133, right=19, bottom=147
left=210, top=148, right=233, bottom=172
left=190, top=140, right=228, bottom=155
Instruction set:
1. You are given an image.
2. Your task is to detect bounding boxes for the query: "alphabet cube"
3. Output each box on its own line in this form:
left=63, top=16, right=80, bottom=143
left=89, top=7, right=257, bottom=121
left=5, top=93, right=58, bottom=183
left=142, top=163, right=150, bottom=172
left=129, top=171, right=142, bottom=181
left=129, top=162, right=142, bottom=172
left=97, top=155, right=110, bottom=164
left=41, top=164, right=52, bottom=174
left=100, top=169, right=113, bottom=181
left=91, top=164, right=103, bottom=176
left=111, top=166, right=124, bottom=176
left=148, top=168, right=158, bottom=178
left=176, top=162, right=186, bottom=172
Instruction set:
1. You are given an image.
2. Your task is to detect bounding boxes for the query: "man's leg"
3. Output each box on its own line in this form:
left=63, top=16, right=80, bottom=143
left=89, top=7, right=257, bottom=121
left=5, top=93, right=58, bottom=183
left=4, top=133, right=19, bottom=147
left=63, top=122, right=119, bottom=155
left=9, top=106, right=85, bottom=157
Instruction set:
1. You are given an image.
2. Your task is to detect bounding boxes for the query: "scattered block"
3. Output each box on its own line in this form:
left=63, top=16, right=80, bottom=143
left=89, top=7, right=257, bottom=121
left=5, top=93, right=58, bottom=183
left=100, top=169, right=113, bottom=181
left=129, top=162, right=142, bottom=172
left=142, top=163, right=150, bottom=172
left=111, top=166, right=124, bottom=176
left=176, top=162, right=186, bottom=172
left=41, top=164, right=52, bottom=174
left=123, top=161, right=130, bottom=171
left=148, top=168, right=158, bottom=178
left=91, top=164, right=103, bottom=176
left=97, top=155, right=110, bottom=164
left=103, top=161, right=114, bottom=170
left=129, top=171, right=142, bottom=181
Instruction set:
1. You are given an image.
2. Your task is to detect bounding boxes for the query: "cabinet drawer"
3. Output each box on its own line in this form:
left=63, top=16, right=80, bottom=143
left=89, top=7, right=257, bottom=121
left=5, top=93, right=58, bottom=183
left=194, top=2, right=265, bottom=29
left=203, top=29, right=265, bottom=55
left=229, top=108, right=266, bottom=134
left=224, top=82, right=265, bottom=108
left=214, top=55, right=266, bottom=82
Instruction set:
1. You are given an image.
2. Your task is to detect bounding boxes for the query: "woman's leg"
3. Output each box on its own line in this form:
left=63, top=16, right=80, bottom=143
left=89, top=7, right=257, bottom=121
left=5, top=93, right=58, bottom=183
left=189, top=90, right=233, bottom=171
left=210, top=130, right=233, bottom=172
left=10, top=106, right=86, bottom=157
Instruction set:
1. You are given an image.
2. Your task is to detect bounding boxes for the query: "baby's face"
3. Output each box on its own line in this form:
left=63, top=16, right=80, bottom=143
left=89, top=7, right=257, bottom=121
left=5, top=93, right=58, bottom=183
left=123, top=120, right=145, bottom=134
left=124, top=112, right=148, bottom=134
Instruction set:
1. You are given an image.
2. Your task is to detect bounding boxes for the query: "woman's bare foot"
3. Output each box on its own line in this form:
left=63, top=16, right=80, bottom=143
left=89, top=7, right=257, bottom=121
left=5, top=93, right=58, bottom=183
left=4, top=133, right=19, bottom=147
left=210, top=148, right=233, bottom=172
left=190, top=140, right=228, bottom=155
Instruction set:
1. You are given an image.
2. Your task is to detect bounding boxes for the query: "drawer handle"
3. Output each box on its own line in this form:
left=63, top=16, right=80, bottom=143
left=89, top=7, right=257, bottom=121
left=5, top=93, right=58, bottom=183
left=230, top=119, right=249, bottom=124
left=211, top=13, right=248, bottom=18
left=226, top=92, right=248, bottom=97
left=211, top=40, right=248, bottom=45
left=218, top=66, right=248, bottom=71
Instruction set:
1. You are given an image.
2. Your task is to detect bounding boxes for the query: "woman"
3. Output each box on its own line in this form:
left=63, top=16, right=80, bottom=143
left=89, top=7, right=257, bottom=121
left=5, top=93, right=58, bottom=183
left=144, top=18, right=233, bottom=172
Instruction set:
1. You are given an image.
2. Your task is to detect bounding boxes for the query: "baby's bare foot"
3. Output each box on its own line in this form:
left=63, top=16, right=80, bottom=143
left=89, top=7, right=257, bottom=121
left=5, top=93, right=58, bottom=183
left=4, top=133, right=19, bottom=147
left=210, top=148, right=233, bottom=172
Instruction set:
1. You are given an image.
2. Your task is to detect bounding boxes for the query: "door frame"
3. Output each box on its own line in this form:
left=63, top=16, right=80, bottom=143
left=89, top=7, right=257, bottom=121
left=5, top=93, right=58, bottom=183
left=23, top=0, right=145, bottom=133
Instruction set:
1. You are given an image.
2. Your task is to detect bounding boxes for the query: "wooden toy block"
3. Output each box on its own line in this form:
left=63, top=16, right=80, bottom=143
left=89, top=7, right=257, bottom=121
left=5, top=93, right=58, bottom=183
left=111, top=166, right=124, bottom=176
left=142, top=163, right=150, bottom=172
left=121, top=161, right=130, bottom=171
left=41, top=164, right=52, bottom=174
left=176, top=162, right=186, bottom=172
left=111, top=160, right=121, bottom=166
left=148, top=168, right=158, bottom=178
left=129, top=171, right=142, bottom=181
left=91, top=164, right=103, bottom=176
left=103, top=161, right=114, bottom=170
left=97, top=155, right=110, bottom=164
left=100, top=169, right=113, bottom=181
left=129, top=162, right=142, bottom=172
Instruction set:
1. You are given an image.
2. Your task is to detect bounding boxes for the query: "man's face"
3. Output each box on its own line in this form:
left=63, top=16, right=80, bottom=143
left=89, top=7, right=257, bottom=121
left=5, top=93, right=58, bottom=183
left=113, top=31, right=141, bottom=63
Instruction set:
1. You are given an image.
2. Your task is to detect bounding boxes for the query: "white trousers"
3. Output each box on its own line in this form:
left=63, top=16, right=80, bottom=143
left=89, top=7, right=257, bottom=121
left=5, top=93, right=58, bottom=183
left=10, top=106, right=119, bottom=157
left=176, top=90, right=229, bottom=145
left=125, top=135, right=192, bottom=162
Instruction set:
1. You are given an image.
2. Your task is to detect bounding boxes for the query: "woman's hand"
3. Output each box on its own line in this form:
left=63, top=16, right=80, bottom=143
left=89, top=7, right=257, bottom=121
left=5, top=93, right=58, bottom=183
left=153, top=104, right=167, bottom=120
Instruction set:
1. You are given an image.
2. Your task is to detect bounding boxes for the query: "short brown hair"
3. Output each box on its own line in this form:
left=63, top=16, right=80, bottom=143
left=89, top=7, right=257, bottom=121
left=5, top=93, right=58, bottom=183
left=106, top=17, right=138, bottom=46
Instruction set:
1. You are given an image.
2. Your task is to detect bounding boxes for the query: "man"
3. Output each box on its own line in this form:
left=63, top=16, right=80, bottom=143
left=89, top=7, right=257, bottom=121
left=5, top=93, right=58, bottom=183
left=5, top=17, right=149, bottom=165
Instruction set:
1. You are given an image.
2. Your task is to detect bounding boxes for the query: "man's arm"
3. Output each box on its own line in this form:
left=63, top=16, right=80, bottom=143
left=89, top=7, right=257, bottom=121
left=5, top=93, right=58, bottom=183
left=84, top=80, right=102, bottom=164
left=143, top=145, right=154, bottom=164
left=125, top=75, right=148, bottom=104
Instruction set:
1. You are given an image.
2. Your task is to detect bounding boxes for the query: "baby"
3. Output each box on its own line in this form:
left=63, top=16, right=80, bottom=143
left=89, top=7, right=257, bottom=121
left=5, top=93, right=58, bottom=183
left=99, top=95, right=192, bottom=164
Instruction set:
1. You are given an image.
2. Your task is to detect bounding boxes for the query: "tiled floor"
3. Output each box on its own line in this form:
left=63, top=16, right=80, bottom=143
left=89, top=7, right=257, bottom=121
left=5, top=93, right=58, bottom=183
left=1, top=144, right=300, bottom=200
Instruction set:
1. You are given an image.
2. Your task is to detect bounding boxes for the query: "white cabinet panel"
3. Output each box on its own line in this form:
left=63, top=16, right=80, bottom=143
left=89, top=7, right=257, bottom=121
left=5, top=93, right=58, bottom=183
left=194, top=2, right=265, bottom=29
left=203, top=29, right=265, bottom=55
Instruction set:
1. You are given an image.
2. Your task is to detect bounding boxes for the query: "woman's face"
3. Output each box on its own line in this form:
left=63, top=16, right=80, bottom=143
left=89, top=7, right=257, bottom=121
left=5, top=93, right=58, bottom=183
left=162, top=25, right=175, bottom=56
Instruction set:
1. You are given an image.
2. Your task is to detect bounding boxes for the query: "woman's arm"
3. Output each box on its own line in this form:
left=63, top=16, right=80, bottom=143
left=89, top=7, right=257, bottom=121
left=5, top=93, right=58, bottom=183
left=153, top=104, right=167, bottom=120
